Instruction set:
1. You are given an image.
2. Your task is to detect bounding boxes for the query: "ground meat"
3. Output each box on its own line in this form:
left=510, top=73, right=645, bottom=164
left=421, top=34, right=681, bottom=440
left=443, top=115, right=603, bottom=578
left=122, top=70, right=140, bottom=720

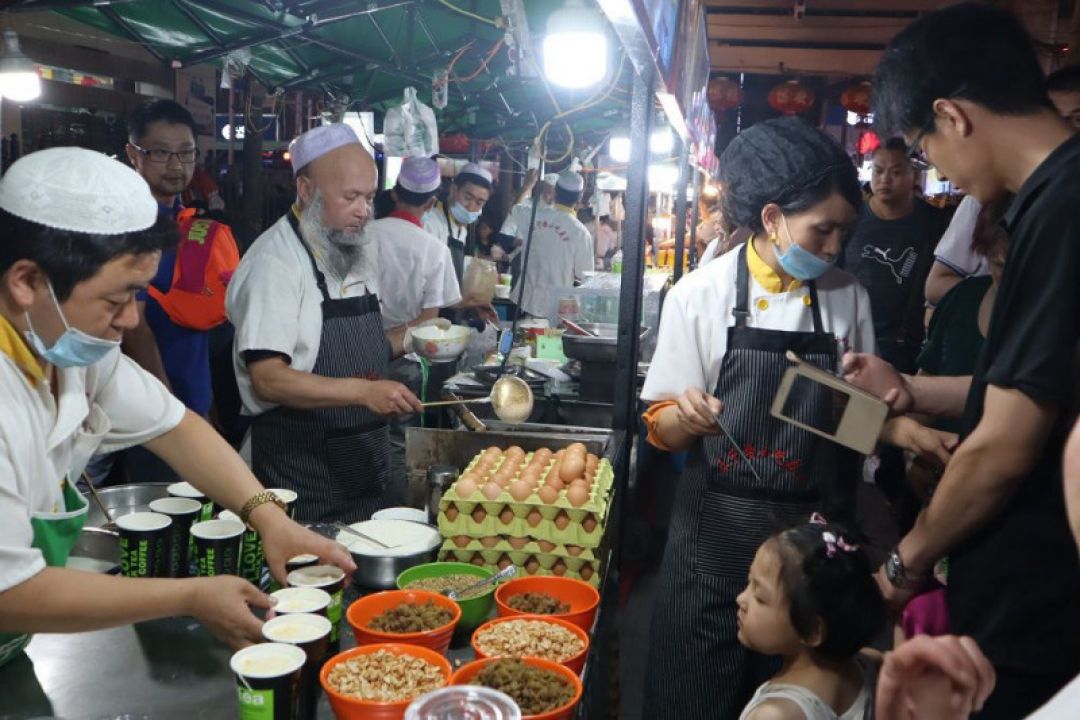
left=507, top=592, right=570, bottom=615
left=475, top=658, right=574, bottom=715
left=369, top=600, right=453, bottom=633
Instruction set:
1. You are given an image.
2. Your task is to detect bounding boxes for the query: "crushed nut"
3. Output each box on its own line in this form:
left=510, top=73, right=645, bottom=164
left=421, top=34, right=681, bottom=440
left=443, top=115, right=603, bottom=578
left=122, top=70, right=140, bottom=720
left=326, top=649, right=445, bottom=702
left=474, top=619, right=585, bottom=662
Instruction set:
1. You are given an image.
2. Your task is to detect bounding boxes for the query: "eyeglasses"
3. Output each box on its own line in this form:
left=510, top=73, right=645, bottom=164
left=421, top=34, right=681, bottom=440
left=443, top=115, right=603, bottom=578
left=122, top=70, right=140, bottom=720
left=131, top=143, right=199, bottom=164
left=905, top=84, right=968, bottom=172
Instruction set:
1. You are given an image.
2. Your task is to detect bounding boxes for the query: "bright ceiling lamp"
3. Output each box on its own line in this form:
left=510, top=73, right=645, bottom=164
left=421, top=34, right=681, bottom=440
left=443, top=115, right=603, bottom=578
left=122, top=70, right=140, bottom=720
left=608, top=136, right=631, bottom=163
left=650, top=127, right=673, bottom=155
left=0, top=29, right=40, bottom=102
left=543, top=0, right=608, bottom=89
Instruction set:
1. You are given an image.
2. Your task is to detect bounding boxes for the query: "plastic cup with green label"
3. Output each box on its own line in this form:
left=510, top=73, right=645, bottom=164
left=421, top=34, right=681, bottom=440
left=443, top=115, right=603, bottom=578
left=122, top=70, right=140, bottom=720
left=219, top=509, right=265, bottom=586
left=116, top=512, right=172, bottom=578
left=231, top=642, right=306, bottom=720
left=190, top=518, right=244, bottom=577
left=148, top=496, right=202, bottom=578
left=262, top=613, right=332, bottom=720
left=286, top=565, right=345, bottom=655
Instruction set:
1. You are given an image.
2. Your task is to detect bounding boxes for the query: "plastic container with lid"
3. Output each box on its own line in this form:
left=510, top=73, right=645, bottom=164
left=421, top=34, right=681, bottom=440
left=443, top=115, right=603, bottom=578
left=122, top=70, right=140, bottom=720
left=405, top=686, right=522, bottom=720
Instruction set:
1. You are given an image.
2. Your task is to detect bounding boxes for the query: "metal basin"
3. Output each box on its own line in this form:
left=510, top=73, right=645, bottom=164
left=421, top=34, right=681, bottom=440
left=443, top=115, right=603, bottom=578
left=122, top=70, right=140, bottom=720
left=84, top=482, right=170, bottom=528
left=305, top=522, right=440, bottom=589
left=562, top=323, right=650, bottom=363
left=66, top=526, right=120, bottom=573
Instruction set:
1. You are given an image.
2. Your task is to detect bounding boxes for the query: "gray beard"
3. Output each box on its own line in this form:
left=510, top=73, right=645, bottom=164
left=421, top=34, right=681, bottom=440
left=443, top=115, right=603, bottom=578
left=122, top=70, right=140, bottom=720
left=299, top=191, right=370, bottom=281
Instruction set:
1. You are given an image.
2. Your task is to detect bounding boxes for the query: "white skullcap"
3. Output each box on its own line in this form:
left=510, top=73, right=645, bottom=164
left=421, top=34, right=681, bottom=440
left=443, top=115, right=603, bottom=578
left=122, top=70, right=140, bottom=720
left=542, top=172, right=559, bottom=186
left=0, top=147, right=156, bottom=234
left=398, top=156, right=441, bottom=193
left=457, top=162, right=493, bottom=185
left=289, top=124, right=362, bottom=175
left=556, top=170, right=584, bottom=193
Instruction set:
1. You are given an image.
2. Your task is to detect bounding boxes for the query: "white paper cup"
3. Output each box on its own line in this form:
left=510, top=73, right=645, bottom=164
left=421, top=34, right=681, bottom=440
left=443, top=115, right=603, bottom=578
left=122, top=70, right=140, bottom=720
left=148, top=497, right=202, bottom=578
left=167, top=481, right=215, bottom=521
left=219, top=510, right=264, bottom=586
left=190, top=519, right=245, bottom=576
left=270, top=587, right=331, bottom=616
left=116, top=512, right=172, bottom=578
left=231, top=643, right=306, bottom=720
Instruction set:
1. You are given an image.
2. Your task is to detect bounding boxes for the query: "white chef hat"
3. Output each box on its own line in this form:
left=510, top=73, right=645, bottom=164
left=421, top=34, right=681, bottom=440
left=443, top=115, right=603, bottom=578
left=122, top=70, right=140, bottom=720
left=289, top=123, right=362, bottom=175
left=455, top=162, right=493, bottom=188
left=0, top=147, right=157, bottom=234
left=542, top=172, right=560, bottom=186
left=556, top=170, right=584, bottom=193
left=397, top=156, right=442, bottom=193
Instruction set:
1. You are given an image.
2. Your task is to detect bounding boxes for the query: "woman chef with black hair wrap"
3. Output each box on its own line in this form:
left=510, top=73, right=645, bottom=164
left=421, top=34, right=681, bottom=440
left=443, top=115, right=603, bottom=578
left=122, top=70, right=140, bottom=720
left=639, top=117, right=877, bottom=719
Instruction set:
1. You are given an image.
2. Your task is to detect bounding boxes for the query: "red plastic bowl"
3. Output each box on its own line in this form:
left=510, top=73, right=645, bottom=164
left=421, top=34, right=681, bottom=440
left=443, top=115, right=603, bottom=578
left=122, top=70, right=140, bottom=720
left=346, top=590, right=462, bottom=655
left=451, top=656, right=583, bottom=720
left=494, top=576, right=600, bottom=632
left=320, top=643, right=452, bottom=720
left=471, top=614, right=590, bottom=675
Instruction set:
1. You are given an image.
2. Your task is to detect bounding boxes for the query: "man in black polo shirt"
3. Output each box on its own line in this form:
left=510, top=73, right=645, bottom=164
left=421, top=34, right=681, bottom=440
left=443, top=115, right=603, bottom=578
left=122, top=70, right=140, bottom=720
left=865, top=5, right=1080, bottom=718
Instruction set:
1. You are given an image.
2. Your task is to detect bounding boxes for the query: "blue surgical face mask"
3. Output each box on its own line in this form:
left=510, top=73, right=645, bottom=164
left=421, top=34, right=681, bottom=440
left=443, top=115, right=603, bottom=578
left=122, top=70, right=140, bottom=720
left=450, top=201, right=481, bottom=225
left=24, top=281, right=121, bottom=368
left=775, top=215, right=834, bottom=281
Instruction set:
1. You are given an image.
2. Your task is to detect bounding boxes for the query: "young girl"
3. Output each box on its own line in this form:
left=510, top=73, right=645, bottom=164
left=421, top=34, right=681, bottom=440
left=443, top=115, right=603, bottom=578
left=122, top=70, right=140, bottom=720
left=737, top=516, right=886, bottom=720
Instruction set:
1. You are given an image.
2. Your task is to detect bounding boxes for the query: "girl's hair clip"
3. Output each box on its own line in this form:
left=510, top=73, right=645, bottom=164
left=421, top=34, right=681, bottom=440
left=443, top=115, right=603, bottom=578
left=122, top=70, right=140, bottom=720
left=809, top=513, right=858, bottom=558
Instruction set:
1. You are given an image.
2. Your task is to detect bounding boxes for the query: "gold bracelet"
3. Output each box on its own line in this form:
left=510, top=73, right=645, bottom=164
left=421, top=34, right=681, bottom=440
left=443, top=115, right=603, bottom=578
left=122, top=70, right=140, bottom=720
left=239, top=490, right=287, bottom=526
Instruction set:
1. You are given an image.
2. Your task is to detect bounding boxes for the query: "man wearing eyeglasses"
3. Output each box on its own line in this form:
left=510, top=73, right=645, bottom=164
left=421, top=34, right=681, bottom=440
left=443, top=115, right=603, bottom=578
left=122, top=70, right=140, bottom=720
left=845, top=5, right=1080, bottom=717
left=123, top=100, right=240, bottom=437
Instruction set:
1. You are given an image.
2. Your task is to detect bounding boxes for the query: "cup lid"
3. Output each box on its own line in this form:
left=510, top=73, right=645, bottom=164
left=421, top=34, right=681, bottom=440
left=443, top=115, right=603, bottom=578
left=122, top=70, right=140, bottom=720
left=287, top=564, right=345, bottom=588
left=167, top=481, right=206, bottom=499
left=148, top=497, right=203, bottom=515
left=405, top=686, right=522, bottom=720
left=230, top=643, right=306, bottom=679
left=270, top=587, right=331, bottom=613
left=190, top=518, right=245, bottom=540
left=115, top=512, right=172, bottom=532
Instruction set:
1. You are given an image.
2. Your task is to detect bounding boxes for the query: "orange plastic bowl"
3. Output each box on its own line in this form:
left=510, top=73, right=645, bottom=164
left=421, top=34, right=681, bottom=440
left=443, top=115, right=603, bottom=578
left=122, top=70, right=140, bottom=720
left=471, top=614, right=590, bottom=675
left=494, top=577, right=600, bottom=632
left=451, top=656, right=583, bottom=720
left=320, top=643, right=453, bottom=720
left=346, top=590, right=462, bottom=655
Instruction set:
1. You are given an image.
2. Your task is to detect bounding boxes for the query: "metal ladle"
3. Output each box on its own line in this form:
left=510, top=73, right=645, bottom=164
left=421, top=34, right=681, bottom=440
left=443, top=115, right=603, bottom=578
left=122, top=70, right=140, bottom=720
left=421, top=375, right=534, bottom=424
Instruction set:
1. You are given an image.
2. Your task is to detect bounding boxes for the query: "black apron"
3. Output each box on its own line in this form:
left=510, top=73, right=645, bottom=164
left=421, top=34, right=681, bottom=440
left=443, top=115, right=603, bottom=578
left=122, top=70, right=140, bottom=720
left=250, top=213, right=392, bottom=524
left=643, top=243, right=846, bottom=720
left=442, top=202, right=467, bottom=284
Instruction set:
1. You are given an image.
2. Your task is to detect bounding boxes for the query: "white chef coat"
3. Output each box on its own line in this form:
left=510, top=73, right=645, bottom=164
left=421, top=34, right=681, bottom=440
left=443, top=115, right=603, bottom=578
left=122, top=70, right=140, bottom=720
left=422, top=201, right=469, bottom=249
left=500, top=200, right=538, bottom=239
left=511, top=204, right=595, bottom=317
left=227, top=212, right=381, bottom=416
left=363, top=215, right=462, bottom=329
left=642, top=241, right=877, bottom=402
left=934, top=195, right=989, bottom=278
left=0, top=344, right=184, bottom=592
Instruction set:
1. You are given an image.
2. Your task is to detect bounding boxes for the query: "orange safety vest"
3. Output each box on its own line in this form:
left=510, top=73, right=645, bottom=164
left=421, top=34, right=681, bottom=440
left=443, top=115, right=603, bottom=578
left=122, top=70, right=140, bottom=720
left=147, top=207, right=240, bottom=331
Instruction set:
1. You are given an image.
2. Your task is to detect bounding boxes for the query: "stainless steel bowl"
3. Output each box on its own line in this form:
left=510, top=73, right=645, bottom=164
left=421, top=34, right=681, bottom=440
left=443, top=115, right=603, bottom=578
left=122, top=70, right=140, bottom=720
left=84, top=482, right=171, bottom=528
left=67, top=526, right=120, bottom=573
left=561, top=323, right=651, bottom=363
left=304, top=522, right=441, bottom=589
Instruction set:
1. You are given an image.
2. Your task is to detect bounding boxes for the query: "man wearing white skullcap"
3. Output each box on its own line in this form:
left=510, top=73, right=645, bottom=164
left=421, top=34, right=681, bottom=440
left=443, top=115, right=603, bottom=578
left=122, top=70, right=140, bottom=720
left=499, top=169, right=560, bottom=256
left=227, top=124, right=422, bottom=523
left=422, top=161, right=493, bottom=284
left=511, top=170, right=595, bottom=317
left=0, top=147, right=353, bottom=667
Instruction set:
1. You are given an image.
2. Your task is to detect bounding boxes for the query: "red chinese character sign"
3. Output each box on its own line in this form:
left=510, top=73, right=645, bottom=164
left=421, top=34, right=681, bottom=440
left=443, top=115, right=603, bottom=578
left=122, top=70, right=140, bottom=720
left=841, top=81, right=872, bottom=117
left=707, top=76, right=743, bottom=113
left=768, top=80, right=815, bottom=116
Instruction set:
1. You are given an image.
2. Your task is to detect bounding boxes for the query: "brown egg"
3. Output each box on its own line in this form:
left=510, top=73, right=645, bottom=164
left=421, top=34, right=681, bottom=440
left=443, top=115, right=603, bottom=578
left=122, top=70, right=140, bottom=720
left=538, top=485, right=559, bottom=504
left=520, top=467, right=541, bottom=487
left=480, top=535, right=500, bottom=548
left=442, top=551, right=458, bottom=562
left=510, top=480, right=532, bottom=502
left=482, top=482, right=503, bottom=501
left=560, top=454, right=585, bottom=482
left=567, top=442, right=587, bottom=456
left=471, top=506, right=487, bottom=523
left=567, top=483, right=589, bottom=507
left=552, top=559, right=568, bottom=576
left=534, top=447, right=553, bottom=462
left=485, top=446, right=502, bottom=457
left=555, top=448, right=565, bottom=460
left=554, top=510, right=570, bottom=530
left=586, top=453, right=599, bottom=469
left=497, top=554, right=513, bottom=570
left=455, top=477, right=478, bottom=498
left=507, top=536, right=529, bottom=550
left=445, top=504, right=459, bottom=521
left=505, top=445, right=525, bottom=459
left=499, top=507, right=515, bottom=525
left=453, top=535, right=471, bottom=548
left=580, top=564, right=594, bottom=581
left=471, top=553, right=486, bottom=567
left=545, top=476, right=565, bottom=492
left=524, top=556, right=540, bottom=574
left=582, top=514, right=597, bottom=533
left=538, top=540, right=556, bottom=553
left=566, top=544, right=583, bottom=557
left=526, top=509, right=543, bottom=527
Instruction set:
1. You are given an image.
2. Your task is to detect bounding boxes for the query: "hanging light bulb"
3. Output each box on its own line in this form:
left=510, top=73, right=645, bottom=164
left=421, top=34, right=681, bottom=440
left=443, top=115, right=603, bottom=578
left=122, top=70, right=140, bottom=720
left=543, top=0, right=608, bottom=89
left=0, top=29, right=40, bottom=102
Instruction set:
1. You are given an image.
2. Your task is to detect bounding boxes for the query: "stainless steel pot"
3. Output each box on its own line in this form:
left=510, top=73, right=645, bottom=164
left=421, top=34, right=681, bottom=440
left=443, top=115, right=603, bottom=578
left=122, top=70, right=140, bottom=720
left=84, top=482, right=171, bottom=528
left=561, top=323, right=650, bottom=363
left=67, top=526, right=120, bottom=573
left=305, top=523, right=440, bottom=589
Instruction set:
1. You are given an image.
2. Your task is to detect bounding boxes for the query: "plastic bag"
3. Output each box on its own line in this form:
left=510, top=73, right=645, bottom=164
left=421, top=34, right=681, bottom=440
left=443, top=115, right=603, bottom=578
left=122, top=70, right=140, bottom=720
left=461, top=258, right=498, bottom=304
left=383, top=87, right=439, bottom=157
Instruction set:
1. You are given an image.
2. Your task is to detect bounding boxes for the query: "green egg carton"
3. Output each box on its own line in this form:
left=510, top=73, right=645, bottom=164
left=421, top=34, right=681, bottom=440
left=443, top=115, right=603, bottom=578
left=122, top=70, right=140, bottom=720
left=437, top=507, right=606, bottom=548
left=438, top=536, right=597, bottom=562
left=445, top=455, right=614, bottom=516
left=435, top=552, right=601, bottom=588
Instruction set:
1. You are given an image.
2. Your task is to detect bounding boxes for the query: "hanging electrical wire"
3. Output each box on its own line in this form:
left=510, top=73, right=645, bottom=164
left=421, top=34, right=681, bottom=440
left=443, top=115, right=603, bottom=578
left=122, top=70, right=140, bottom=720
left=244, top=88, right=282, bottom=135
left=450, top=36, right=506, bottom=83
left=434, top=0, right=504, bottom=28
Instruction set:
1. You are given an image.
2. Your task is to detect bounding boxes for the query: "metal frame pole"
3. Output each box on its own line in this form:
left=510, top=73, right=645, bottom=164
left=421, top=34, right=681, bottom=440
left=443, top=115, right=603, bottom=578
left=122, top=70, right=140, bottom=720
left=672, top=135, right=690, bottom=282
left=689, top=171, right=702, bottom=268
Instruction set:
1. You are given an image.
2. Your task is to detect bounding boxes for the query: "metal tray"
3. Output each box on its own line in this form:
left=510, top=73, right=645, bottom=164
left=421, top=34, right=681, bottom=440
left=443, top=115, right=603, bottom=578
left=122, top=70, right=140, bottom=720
left=562, top=323, right=650, bottom=363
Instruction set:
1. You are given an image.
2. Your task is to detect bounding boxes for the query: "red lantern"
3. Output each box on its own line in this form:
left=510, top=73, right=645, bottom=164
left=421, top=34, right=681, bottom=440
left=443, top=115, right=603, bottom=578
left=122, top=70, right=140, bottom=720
left=438, top=133, right=470, bottom=154
left=768, top=80, right=815, bottom=115
left=707, top=77, right=743, bottom=113
left=857, top=131, right=880, bottom=155
left=841, top=81, right=872, bottom=116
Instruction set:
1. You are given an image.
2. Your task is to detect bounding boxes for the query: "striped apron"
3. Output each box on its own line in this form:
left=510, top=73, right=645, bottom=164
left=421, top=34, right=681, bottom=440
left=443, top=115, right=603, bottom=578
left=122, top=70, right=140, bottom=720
left=250, top=213, right=392, bottom=524
left=643, top=243, right=844, bottom=719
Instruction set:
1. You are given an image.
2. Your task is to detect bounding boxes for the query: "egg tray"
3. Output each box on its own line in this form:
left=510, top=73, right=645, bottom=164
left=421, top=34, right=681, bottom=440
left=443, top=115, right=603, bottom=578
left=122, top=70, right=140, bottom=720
left=437, top=500, right=608, bottom=548
left=436, top=549, right=601, bottom=588
left=438, top=537, right=597, bottom=563
left=449, top=454, right=615, bottom=515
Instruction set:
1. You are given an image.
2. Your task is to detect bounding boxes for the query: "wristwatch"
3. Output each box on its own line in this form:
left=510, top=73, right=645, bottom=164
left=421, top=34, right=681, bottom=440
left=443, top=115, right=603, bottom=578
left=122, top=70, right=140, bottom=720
left=885, top=546, right=927, bottom=589
left=239, top=490, right=287, bottom=526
